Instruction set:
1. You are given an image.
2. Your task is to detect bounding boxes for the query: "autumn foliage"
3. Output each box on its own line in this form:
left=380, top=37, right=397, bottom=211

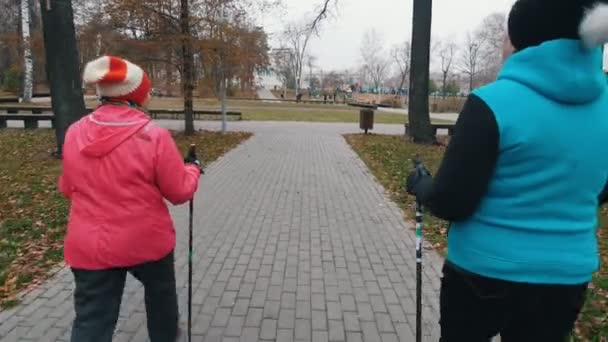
left=0, top=0, right=270, bottom=97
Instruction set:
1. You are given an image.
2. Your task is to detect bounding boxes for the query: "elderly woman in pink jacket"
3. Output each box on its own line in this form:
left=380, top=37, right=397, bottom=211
left=59, top=56, right=202, bottom=342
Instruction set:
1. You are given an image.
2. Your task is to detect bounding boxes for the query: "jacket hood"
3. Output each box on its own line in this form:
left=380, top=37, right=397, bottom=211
left=77, top=105, right=151, bottom=158
left=499, top=39, right=607, bottom=104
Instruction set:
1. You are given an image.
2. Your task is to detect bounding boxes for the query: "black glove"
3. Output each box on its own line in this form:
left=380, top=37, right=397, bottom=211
left=184, top=145, right=204, bottom=174
left=406, top=159, right=432, bottom=197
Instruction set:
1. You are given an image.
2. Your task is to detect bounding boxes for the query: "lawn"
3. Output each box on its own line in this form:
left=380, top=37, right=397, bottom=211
left=119, top=98, right=414, bottom=124
left=14, top=97, right=454, bottom=125
left=0, top=129, right=251, bottom=308
left=344, top=133, right=608, bottom=341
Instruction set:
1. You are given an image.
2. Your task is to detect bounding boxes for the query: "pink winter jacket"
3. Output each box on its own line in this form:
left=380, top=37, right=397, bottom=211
left=59, top=104, right=201, bottom=270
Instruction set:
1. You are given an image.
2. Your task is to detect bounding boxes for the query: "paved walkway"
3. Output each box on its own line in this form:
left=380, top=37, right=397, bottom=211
left=0, top=121, right=444, bottom=341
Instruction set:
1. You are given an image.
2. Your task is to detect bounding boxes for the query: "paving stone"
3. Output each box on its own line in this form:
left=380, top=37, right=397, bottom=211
left=313, top=331, right=329, bottom=342
left=263, top=301, right=280, bottom=320
left=340, top=295, right=356, bottom=312
left=295, top=319, right=312, bottom=341
left=281, top=293, right=296, bottom=309
left=376, top=313, right=395, bottom=333
left=328, top=320, right=345, bottom=341
left=260, top=319, right=277, bottom=340
left=278, top=309, right=296, bottom=329
left=346, top=332, right=364, bottom=342
left=277, top=328, right=294, bottom=342
left=327, top=302, right=343, bottom=320
left=343, top=312, right=361, bottom=332
left=225, top=316, right=245, bottom=337
left=357, top=303, right=375, bottom=322
left=370, top=295, right=388, bottom=313
left=233, top=299, right=250, bottom=316
left=296, top=301, right=311, bottom=319
left=212, top=308, right=232, bottom=327
left=311, top=310, right=327, bottom=331
left=245, top=308, right=263, bottom=327
left=361, top=322, right=382, bottom=342
left=240, top=327, right=260, bottom=342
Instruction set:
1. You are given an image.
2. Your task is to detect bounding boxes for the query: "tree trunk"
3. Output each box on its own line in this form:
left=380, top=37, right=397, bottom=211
left=166, top=50, right=173, bottom=96
left=469, top=73, right=474, bottom=93
left=39, top=0, right=86, bottom=158
left=442, top=72, right=448, bottom=99
left=407, top=0, right=435, bottom=144
left=220, top=67, right=227, bottom=133
left=180, top=0, right=194, bottom=135
left=21, top=0, right=33, bottom=102
left=398, top=70, right=408, bottom=92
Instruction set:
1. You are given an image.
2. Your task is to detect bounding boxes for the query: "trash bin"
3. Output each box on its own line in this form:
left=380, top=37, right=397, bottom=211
left=360, top=109, right=375, bottom=134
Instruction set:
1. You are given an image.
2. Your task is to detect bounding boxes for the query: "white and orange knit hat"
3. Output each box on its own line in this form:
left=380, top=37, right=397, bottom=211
left=83, top=56, right=151, bottom=106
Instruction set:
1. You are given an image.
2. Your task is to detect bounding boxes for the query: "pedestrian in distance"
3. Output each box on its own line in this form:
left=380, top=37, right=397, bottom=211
left=407, top=0, right=608, bottom=341
left=59, top=55, right=204, bottom=342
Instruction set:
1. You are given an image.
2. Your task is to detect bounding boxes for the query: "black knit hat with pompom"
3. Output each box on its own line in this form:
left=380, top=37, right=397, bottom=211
left=508, top=0, right=608, bottom=51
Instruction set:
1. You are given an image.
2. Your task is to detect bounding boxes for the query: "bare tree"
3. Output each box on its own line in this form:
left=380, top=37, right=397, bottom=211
left=310, top=0, right=334, bottom=31
left=272, top=48, right=295, bottom=96
left=390, top=40, right=411, bottom=91
left=20, top=0, right=33, bottom=102
left=477, top=12, right=507, bottom=83
left=361, top=29, right=390, bottom=95
left=282, top=21, right=314, bottom=98
left=436, top=40, right=457, bottom=98
left=460, top=31, right=485, bottom=93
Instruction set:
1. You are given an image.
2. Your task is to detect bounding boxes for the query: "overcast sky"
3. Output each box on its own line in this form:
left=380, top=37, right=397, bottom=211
left=260, top=0, right=516, bottom=71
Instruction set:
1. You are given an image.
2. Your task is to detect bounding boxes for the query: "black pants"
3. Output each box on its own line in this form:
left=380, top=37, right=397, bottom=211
left=439, top=261, right=588, bottom=342
left=70, top=252, right=179, bottom=342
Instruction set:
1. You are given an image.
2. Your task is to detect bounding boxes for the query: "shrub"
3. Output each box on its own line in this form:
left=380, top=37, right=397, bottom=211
left=2, top=65, right=21, bottom=93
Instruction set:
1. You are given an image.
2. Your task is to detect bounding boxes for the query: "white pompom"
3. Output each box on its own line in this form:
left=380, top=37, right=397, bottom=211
left=580, top=2, right=608, bottom=48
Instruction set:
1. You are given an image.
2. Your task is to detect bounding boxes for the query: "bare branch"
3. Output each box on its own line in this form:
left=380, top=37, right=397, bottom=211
left=310, top=0, right=332, bottom=32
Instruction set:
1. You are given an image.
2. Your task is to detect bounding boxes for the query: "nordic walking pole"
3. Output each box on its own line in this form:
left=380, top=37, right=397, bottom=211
left=415, top=198, right=423, bottom=342
left=187, top=143, right=196, bottom=342
left=188, top=194, right=193, bottom=342
left=412, top=156, right=426, bottom=342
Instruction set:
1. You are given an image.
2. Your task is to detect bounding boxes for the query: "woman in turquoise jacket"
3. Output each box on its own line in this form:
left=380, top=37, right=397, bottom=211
left=408, top=0, right=608, bottom=341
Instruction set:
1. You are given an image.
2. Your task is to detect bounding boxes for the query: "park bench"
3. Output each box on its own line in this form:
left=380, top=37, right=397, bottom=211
left=149, top=109, right=242, bottom=120
left=405, top=122, right=456, bottom=136
left=0, top=105, right=243, bottom=129
left=0, top=113, right=54, bottom=129
left=347, top=102, right=378, bottom=110
left=0, top=106, right=56, bottom=129
left=0, top=97, right=19, bottom=104
left=0, top=106, right=55, bottom=114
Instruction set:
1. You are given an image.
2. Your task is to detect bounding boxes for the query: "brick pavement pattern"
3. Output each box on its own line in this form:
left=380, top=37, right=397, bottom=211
left=0, top=121, right=444, bottom=341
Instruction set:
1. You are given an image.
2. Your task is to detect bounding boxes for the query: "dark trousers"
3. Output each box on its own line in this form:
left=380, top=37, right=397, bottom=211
left=70, top=252, right=179, bottom=342
left=440, top=261, right=588, bottom=342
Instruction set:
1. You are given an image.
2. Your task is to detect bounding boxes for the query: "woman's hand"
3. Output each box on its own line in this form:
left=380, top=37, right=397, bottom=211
left=406, top=161, right=432, bottom=197
left=184, top=145, right=204, bottom=174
